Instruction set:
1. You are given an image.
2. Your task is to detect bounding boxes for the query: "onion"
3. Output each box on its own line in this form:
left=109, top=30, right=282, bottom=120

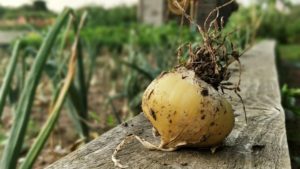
left=142, top=67, right=234, bottom=149
left=112, top=1, right=245, bottom=167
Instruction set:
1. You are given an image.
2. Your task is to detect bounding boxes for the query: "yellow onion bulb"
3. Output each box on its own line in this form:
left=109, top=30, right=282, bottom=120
left=142, top=68, right=234, bottom=149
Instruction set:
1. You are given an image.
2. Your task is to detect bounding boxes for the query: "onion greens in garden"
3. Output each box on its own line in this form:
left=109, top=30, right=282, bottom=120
left=1, top=9, right=71, bottom=169
left=19, top=11, right=88, bottom=169
left=0, top=9, right=93, bottom=169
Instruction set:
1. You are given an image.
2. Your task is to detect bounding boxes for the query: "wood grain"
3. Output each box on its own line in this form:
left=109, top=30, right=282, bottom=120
left=47, top=41, right=291, bottom=169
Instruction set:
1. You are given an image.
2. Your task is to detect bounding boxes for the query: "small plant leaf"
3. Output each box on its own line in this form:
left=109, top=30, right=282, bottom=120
left=0, top=40, right=21, bottom=118
left=19, top=11, right=85, bottom=169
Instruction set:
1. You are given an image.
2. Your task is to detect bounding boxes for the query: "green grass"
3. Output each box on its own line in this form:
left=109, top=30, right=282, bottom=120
left=278, top=44, right=300, bottom=62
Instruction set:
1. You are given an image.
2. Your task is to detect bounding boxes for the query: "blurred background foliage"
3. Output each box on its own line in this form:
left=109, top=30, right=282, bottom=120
left=0, top=0, right=299, bottom=168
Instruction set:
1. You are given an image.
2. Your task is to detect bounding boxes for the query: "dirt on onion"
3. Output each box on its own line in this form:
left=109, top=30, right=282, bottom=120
left=112, top=0, right=246, bottom=168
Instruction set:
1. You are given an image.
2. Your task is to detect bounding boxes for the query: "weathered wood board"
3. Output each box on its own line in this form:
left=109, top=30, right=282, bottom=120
left=47, top=41, right=291, bottom=169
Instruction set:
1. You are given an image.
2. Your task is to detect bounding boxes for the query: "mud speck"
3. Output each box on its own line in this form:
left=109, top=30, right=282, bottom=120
left=150, top=109, right=157, bottom=121
left=148, top=89, right=154, bottom=99
left=201, top=88, right=209, bottom=96
left=180, top=162, right=188, bottom=166
left=200, top=134, right=208, bottom=142
left=252, top=144, right=265, bottom=152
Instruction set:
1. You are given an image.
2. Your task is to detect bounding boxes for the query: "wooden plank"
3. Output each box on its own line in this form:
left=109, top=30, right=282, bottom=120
left=47, top=40, right=291, bottom=169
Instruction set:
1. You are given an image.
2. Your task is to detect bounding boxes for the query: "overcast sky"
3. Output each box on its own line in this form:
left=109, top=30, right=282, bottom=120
left=0, top=0, right=138, bottom=12
left=0, top=0, right=299, bottom=12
